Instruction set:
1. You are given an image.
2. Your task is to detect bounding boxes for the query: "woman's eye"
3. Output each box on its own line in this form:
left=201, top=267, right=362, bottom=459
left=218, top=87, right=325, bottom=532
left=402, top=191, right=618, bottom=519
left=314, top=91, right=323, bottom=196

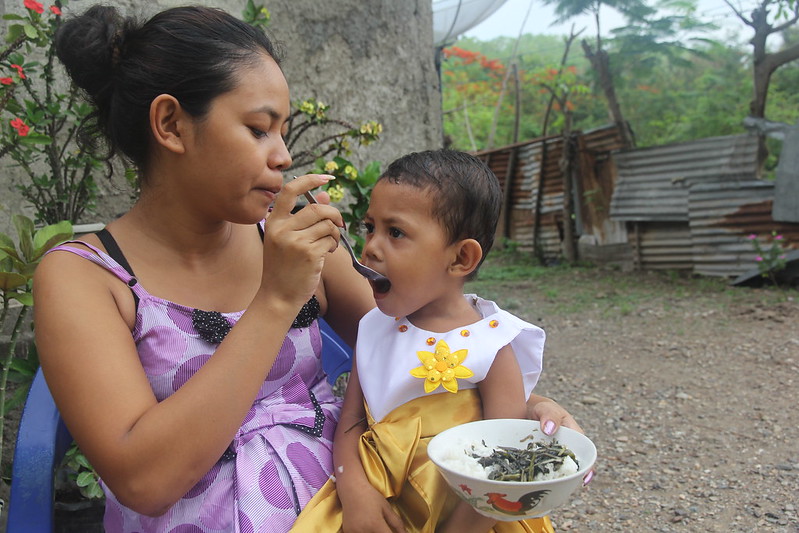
left=250, top=127, right=267, bottom=138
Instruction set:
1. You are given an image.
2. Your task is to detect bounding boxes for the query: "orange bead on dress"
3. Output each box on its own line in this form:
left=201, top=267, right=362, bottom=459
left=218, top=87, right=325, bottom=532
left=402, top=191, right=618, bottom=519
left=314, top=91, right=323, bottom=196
left=489, top=320, right=499, bottom=328
left=460, top=330, right=470, bottom=337
left=426, top=337, right=436, bottom=345
left=398, top=324, right=408, bottom=332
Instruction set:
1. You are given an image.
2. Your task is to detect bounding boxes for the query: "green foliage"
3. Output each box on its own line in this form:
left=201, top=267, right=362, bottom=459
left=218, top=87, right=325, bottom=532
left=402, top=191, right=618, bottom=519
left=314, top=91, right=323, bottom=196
left=441, top=4, right=799, bottom=151
left=311, top=156, right=382, bottom=253
left=241, top=0, right=271, bottom=28
left=62, top=442, right=103, bottom=500
left=1, top=0, right=108, bottom=225
left=0, top=214, right=73, bottom=480
left=440, top=36, right=593, bottom=149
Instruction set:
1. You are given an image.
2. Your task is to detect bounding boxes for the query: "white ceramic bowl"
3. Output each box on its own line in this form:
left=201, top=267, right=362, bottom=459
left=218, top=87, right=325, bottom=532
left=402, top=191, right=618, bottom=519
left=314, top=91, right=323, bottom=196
left=427, top=419, right=596, bottom=521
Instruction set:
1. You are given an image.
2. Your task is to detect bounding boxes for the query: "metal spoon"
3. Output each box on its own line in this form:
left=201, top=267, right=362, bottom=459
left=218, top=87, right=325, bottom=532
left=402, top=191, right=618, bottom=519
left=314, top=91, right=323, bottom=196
left=297, top=181, right=391, bottom=293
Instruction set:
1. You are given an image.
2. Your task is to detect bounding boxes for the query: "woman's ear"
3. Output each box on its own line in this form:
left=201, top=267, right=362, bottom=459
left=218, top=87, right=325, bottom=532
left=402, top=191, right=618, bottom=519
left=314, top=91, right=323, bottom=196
left=449, top=239, right=483, bottom=278
left=149, top=94, right=187, bottom=154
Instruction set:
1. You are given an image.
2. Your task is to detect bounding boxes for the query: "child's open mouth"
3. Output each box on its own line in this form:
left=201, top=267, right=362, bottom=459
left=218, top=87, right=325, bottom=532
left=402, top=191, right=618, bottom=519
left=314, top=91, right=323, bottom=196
left=370, top=277, right=391, bottom=294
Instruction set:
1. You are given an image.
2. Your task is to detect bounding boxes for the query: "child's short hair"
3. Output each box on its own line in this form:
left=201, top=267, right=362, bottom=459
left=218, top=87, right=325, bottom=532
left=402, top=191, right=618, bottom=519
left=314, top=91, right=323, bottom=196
left=379, top=149, right=501, bottom=274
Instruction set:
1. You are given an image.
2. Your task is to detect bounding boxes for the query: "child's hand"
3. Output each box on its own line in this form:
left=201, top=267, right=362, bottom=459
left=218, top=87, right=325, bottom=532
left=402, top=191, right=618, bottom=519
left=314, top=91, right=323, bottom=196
left=341, top=483, right=406, bottom=533
left=526, top=394, right=596, bottom=486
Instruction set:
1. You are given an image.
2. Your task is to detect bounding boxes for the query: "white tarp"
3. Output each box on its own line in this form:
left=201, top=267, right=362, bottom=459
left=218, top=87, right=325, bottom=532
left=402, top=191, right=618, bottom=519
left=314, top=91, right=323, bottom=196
left=432, top=0, right=509, bottom=46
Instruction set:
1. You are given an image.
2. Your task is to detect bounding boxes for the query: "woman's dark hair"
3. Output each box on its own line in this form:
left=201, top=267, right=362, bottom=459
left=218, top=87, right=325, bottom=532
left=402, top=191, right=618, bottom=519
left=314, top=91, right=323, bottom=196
left=55, top=5, right=282, bottom=173
left=378, top=149, right=502, bottom=277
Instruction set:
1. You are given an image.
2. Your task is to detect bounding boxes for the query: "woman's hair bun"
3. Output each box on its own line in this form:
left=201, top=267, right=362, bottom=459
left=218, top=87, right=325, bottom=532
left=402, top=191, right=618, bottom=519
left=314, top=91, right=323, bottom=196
left=54, top=5, right=130, bottom=99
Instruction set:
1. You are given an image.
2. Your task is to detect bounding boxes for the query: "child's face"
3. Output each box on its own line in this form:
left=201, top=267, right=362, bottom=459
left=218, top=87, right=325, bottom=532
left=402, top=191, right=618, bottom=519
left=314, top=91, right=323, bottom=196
left=361, top=180, right=461, bottom=319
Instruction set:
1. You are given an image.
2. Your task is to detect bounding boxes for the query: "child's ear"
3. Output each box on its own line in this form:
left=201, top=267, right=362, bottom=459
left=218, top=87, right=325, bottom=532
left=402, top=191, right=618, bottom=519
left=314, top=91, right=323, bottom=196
left=449, top=238, right=483, bottom=278
left=149, top=94, right=188, bottom=154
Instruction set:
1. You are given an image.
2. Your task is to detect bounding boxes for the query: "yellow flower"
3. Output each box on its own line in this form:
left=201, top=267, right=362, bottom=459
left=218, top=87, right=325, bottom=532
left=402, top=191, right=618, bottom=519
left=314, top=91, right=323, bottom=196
left=410, top=339, right=473, bottom=393
left=327, top=184, right=344, bottom=203
left=324, top=160, right=339, bottom=173
left=344, top=165, right=358, bottom=180
left=299, top=100, right=315, bottom=115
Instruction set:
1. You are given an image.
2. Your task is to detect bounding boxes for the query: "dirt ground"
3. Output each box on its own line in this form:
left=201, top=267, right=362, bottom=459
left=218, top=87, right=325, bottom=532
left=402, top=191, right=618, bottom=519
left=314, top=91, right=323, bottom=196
left=3, top=260, right=797, bottom=532
left=468, top=261, right=799, bottom=532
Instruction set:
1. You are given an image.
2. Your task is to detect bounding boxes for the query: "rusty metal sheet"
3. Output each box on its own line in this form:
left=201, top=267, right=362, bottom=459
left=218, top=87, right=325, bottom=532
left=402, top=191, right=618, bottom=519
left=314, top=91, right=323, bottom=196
left=690, top=181, right=799, bottom=277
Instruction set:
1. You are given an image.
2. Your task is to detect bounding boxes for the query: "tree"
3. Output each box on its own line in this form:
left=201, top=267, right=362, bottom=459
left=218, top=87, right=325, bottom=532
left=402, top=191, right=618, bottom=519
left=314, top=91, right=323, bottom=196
left=724, top=0, right=799, bottom=168
left=543, top=0, right=655, bottom=148
left=726, top=0, right=799, bottom=118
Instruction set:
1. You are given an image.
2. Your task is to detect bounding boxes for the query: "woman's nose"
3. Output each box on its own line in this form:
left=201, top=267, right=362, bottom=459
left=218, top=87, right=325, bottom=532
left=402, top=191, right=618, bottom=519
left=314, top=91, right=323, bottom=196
left=270, top=138, right=292, bottom=170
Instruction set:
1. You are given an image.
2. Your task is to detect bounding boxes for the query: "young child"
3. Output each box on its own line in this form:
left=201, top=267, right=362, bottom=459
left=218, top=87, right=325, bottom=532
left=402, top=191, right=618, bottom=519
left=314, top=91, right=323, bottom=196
left=293, top=149, right=556, bottom=533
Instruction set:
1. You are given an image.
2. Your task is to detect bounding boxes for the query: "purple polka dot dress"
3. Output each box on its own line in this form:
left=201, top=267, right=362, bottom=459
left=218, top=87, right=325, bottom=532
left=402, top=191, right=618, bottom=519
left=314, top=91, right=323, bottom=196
left=48, top=242, right=342, bottom=532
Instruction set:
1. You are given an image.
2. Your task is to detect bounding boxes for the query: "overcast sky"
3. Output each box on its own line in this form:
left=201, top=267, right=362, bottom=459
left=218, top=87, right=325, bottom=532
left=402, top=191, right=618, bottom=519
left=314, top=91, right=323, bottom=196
left=462, top=0, right=743, bottom=40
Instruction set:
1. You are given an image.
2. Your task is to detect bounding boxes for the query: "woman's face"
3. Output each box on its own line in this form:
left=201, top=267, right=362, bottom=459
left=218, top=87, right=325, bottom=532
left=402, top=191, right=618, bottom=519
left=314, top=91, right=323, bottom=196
left=182, top=53, right=292, bottom=224
left=361, top=180, right=460, bottom=319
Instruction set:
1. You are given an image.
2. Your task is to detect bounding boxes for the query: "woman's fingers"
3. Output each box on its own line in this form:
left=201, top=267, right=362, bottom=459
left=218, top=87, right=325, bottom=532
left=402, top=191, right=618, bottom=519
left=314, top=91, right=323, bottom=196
left=273, top=174, right=334, bottom=216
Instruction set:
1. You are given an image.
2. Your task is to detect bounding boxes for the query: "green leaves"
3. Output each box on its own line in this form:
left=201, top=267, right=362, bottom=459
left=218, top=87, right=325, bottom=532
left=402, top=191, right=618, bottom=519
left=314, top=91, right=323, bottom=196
left=0, top=215, right=73, bottom=284
left=63, top=443, right=104, bottom=500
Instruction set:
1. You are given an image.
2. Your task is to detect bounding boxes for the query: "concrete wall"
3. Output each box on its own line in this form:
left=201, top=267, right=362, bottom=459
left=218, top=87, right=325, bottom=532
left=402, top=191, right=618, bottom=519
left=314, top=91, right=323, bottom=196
left=0, top=0, right=442, bottom=234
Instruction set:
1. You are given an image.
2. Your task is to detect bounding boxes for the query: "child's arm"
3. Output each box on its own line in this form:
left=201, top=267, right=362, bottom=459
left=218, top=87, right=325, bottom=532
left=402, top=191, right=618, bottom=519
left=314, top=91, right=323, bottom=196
left=477, top=343, right=528, bottom=420
left=439, top=344, right=527, bottom=533
left=333, top=359, right=407, bottom=533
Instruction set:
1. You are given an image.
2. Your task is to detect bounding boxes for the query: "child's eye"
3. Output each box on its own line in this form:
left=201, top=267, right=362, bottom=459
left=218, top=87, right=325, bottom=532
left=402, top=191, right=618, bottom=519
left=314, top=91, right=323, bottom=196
left=389, top=227, right=404, bottom=239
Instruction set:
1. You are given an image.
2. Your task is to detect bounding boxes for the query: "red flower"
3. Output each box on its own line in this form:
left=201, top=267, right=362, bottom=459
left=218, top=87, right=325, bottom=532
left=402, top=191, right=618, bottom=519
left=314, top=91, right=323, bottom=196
left=10, top=64, right=26, bottom=80
left=10, top=117, right=30, bottom=137
left=49, top=5, right=61, bottom=15
left=0, top=78, right=13, bottom=85
left=24, top=0, right=44, bottom=14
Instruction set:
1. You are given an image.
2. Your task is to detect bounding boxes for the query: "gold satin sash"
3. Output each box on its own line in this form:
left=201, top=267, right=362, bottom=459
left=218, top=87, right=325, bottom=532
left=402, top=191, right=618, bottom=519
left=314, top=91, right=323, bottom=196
left=292, top=390, right=554, bottom=533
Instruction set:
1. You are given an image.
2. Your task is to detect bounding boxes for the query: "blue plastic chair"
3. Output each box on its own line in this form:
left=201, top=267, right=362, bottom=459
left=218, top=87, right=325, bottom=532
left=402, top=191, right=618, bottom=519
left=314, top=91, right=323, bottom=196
left=7, top=318, right=352, bottom=531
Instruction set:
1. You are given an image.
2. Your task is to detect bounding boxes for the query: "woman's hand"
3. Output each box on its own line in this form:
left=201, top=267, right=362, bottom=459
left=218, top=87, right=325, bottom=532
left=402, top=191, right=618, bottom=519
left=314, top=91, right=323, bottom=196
left=260, top=174, right=342, bottom=306
left=526, top=394, right=595, bottom=486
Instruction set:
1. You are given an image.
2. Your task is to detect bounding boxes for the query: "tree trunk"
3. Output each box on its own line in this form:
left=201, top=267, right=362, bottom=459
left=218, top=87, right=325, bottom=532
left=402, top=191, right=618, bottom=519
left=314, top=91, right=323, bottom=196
left=581, top=40, right=635, bottom=149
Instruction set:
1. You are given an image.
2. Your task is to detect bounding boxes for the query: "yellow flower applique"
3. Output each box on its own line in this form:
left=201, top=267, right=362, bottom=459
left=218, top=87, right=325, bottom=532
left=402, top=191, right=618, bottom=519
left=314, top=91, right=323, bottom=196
left=410, top=339, right=474, bottom=393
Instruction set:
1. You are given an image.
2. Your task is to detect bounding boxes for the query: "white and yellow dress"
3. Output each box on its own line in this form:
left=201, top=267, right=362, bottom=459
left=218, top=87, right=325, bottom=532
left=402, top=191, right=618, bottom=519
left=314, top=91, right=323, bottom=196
left=293, top=295, right=554, bottom=533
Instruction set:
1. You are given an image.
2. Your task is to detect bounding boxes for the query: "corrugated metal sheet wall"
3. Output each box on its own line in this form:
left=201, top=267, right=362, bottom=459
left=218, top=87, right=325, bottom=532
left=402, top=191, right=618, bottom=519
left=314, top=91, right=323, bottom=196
left=476, top=124, right=626, bottom=260
left=475, top=130, right=798, bottom=278
left=691, top=181, right=799, bottom=277
left=611, top=134, right=759, bottom=222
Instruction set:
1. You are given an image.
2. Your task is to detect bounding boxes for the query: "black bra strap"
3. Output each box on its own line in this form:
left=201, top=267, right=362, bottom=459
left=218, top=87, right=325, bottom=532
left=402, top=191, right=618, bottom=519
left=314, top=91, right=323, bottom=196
left=96, top=228, right=136, bottom=277
left=95, top=228, right=140, bottom=310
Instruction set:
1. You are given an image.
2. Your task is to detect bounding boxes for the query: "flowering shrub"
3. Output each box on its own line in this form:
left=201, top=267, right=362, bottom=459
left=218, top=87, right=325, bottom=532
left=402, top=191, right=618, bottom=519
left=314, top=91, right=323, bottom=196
left=1, top=0, right=107, bottom=225
left=289, top=102, right=383, bottom=251
left=314, top=155, right=382, bottom=252
left=748, top=231, right=788, bottom=285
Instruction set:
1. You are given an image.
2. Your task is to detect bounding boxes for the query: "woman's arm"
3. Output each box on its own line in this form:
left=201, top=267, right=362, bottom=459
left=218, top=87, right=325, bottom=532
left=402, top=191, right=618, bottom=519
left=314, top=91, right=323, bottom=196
left=318, top=234, right=375, bottom=348
left=34, top=176, right=343, bottom=516
left=35, top=250, right=297, bottom=516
